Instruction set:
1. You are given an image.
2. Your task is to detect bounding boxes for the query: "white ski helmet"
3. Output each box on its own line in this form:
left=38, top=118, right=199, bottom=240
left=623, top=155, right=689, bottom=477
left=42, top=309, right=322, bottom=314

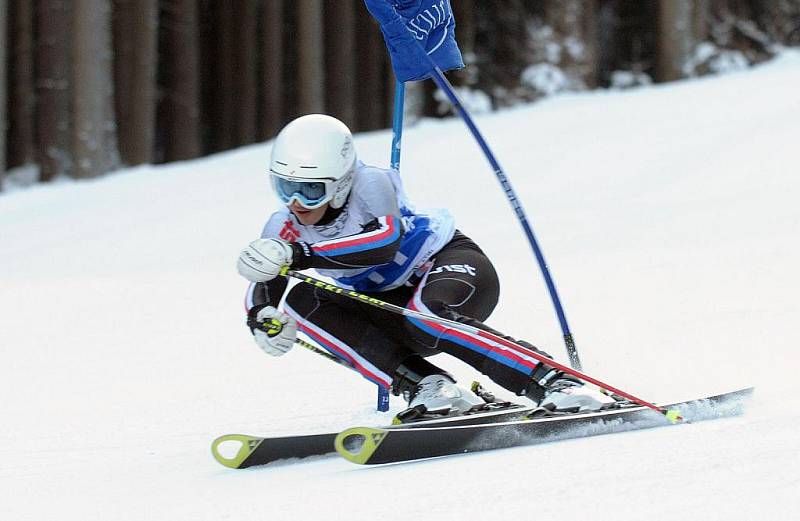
left=269, top=114, right=356, bottom=209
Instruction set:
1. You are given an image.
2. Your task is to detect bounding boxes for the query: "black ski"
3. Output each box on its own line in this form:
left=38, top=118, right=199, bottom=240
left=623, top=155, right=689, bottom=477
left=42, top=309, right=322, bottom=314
left=211, top=403, right=532, bottom=469
left=334, top=387, right=754, bottom=465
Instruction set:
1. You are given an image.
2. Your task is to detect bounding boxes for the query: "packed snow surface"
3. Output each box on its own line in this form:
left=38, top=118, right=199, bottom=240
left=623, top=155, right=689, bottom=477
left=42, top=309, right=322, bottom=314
left=2, top=52, right=799, bottom=520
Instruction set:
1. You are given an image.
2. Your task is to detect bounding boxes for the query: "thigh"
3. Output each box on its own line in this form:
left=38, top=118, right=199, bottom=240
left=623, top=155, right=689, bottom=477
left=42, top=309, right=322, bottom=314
left=284, top=281, right=417, bottom=376
left=417, top=238, right=500, bottom=321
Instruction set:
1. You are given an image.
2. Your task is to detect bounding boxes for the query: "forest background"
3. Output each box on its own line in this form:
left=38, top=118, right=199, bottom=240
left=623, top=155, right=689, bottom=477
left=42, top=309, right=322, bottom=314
left=1, top=0, right=799, bottom=190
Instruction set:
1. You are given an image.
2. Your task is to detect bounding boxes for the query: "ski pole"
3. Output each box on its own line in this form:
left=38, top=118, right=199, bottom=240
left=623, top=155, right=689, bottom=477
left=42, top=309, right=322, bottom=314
left=280, top=267, right=683, bottom=423
left=255, top=314, right=355, bottom=369
left=295, top=337, right=354, bottom=370
left=259, top=313, right=392, bottom=411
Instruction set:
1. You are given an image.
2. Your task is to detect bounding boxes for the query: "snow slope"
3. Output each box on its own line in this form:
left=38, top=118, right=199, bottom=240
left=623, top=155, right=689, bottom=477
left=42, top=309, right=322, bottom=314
left=2, top=52, right=799, bottom=521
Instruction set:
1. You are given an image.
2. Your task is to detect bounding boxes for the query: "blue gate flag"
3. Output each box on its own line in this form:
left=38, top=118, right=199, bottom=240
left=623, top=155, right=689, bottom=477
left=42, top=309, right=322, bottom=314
left=364, top=0, right=463, bottom=82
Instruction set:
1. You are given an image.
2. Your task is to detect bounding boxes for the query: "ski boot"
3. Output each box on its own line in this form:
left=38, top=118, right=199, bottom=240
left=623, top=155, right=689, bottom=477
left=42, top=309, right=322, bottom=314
left=391, top=356, right=486, bottom=423
left=525, top=365, right=617, bottom=414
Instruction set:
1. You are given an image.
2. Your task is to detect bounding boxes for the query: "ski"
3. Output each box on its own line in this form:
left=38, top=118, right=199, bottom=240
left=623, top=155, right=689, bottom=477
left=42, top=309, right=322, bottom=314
left=334, top=387, right=754, bottom=465
left=211, top=403, right=533, bottom=469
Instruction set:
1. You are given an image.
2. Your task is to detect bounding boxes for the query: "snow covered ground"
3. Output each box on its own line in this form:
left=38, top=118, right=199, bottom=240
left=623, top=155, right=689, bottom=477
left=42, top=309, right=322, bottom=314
left=2, top=52, right=799, bottom=520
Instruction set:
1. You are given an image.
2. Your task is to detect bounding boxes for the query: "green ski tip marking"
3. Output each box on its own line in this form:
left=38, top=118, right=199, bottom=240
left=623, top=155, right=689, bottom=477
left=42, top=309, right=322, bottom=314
left=211, top=434, right=263, bottom=468
left=334, top=427, right=388, bottom=464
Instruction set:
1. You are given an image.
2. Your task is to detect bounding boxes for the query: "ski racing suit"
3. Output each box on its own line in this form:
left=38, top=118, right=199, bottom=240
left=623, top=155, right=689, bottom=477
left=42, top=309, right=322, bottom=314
left=245, top=162, right=555, bottom=398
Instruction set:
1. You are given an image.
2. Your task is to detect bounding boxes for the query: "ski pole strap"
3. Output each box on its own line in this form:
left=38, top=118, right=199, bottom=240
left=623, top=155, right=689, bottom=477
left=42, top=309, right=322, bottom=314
left=280, top=267, right=682, bottom=422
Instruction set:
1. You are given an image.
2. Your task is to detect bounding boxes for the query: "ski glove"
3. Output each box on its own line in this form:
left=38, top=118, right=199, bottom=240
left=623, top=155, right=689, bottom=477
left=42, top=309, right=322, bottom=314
left=237, top=238, right=294, bottom=282
left=249, top=306, right=297, bottom=357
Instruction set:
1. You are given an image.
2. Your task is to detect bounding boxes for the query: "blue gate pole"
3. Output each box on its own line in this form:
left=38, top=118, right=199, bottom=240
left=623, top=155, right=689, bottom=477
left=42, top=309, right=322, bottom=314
left=376, top=78, right=407, bottom=413
left=390, top=80, right=406, bottom=171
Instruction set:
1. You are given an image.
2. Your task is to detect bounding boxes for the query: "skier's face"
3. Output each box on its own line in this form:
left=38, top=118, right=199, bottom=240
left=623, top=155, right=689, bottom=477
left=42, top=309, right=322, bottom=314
left=288, top=200, right=329, bottom=225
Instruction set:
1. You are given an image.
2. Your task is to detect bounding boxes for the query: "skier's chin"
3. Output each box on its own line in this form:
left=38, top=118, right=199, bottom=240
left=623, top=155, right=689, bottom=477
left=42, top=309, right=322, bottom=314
left=290, top=203, right=327, bottom=225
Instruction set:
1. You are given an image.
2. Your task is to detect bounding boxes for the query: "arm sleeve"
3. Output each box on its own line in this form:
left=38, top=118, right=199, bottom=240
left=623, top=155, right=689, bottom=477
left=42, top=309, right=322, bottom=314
left=245, top=277, right=289, bottom=312
left=244, top=278, right=289, bottom=335
left=243, top=210, right=292, bottom=316
left=290, top=214, right=404, bottom=270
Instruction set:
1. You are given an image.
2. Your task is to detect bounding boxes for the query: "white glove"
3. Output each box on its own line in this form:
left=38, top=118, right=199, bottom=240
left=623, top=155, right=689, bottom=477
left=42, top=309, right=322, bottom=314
left=252, top=306, right=297, bottom=357
left=237, top=238, right=294, bottom=282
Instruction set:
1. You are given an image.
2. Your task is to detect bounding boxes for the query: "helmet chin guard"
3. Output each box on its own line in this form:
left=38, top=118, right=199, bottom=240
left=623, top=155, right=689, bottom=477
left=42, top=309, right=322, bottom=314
left=269, top=114, right=357, bottom=209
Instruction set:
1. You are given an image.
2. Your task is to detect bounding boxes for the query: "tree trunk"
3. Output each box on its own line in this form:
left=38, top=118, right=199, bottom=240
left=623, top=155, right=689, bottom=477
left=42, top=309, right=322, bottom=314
left=656, top=0, right=695, bottom=81
left=474, top=0, right=530, bottom=105
left=324, top=0, right=356, bottom=125
left=600, top=0, right=659, bottom=80
left=281, top=3, right=300, bottom=123
left=692, top=0, right=711, bottom=43
left=72, top=0, right=120, bottom=178
left=450, top=0, right=476, bottom=87
left=211, top=2, right=259, bottom=149
left=113, top=0, right=158, bottom=166
left=596, top=0, right=616, bottom=85
left=757, top=0, right=800, bottom=45
left=545, top=0, right=600, bottom=89
left=159, top=0, right=201, bottom=161
left=210, top=3, right=237, bottom=151
left=7, top=0, right=36, bottom=170
left=297, top=0, right=325, bottom=115
left=0, top=0, right=6, bottom=187
left=231, top=0, right=259, bottom=146
left=355, top=17, right=387, bottom=130
left=384, top=57, right=395, bottom=127
left=35, top=0, right=73, bottom=181
left=259, top=0, right=284, bottom=140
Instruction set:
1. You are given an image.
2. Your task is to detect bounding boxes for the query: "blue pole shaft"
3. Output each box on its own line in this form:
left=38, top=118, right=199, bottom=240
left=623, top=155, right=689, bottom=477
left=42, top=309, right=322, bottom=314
left=375, top=79, right=407, bottom=413
left=428, top=67, right=582, bottom=371
left=391, top=80, right=406, bottom=171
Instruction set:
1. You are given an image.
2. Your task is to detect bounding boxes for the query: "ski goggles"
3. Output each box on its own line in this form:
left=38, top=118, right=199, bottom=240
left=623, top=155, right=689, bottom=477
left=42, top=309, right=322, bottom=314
left=272, top=175, right=331, bottom=209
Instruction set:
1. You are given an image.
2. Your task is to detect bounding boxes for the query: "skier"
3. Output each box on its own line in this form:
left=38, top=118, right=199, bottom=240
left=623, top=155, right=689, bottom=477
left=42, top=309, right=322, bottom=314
left=236, top=114, right=615, bottom=417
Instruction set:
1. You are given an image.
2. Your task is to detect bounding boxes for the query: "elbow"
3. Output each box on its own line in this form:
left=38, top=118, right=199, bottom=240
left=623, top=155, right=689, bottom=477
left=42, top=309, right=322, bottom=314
left=371, top=216, right=404, bottom=264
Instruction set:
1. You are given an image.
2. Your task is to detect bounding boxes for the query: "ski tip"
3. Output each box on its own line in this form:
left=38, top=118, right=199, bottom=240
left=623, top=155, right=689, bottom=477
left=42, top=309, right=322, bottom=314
left=665, top=409, right=683, bottom=423
left=211, top=434, right=263, bottom=469
left=334, top=427, right=387, bottom=465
